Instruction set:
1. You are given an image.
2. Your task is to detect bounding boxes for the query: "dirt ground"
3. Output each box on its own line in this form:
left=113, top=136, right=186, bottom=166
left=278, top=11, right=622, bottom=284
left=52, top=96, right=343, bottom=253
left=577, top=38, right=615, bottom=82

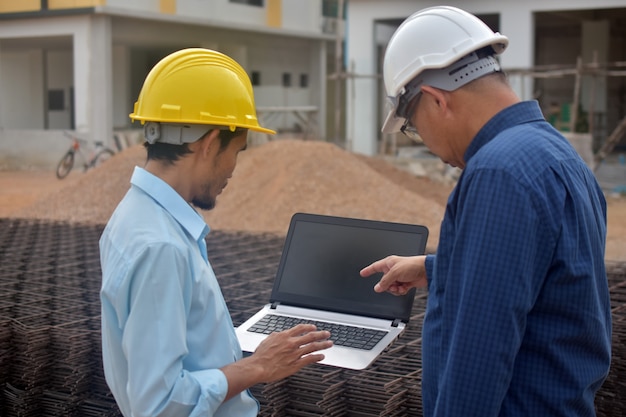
left=1, top=168, right=625, bottom=262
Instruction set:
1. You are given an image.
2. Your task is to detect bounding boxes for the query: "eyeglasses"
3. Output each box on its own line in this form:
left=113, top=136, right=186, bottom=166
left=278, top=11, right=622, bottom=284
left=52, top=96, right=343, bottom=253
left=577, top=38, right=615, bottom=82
left=399, top=92, right=422, bottom=142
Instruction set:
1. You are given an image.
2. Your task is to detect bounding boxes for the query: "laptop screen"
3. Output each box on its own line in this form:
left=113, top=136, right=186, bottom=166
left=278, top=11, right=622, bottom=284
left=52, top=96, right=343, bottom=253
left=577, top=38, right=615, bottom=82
left=270, top=213, right=429, bottom=322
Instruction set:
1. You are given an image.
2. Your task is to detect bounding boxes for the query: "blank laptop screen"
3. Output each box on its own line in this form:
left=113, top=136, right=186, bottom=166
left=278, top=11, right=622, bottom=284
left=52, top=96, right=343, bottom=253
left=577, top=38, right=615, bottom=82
left=270, top=214, right=428, bottom=322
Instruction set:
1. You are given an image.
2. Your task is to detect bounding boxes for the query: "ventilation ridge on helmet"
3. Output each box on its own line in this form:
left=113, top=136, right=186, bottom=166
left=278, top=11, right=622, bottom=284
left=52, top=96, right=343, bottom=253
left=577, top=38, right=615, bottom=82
left=449, top=55, right=500, bottom=85
left=404, top=53, right=501, bottom=94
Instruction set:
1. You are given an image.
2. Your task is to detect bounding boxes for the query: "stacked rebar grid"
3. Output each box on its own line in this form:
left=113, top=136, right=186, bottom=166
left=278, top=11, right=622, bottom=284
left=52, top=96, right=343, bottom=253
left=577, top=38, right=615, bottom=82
left=0, top=218, right=624, bottom=416
left=0, top=219, right=116, bottom=416
left=596, top=262, right=626, bottom=417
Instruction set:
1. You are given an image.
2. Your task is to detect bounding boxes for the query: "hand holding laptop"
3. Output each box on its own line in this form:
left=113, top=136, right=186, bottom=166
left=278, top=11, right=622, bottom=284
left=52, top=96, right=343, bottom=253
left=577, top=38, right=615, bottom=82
left=360, top=255, right=428, bottom=296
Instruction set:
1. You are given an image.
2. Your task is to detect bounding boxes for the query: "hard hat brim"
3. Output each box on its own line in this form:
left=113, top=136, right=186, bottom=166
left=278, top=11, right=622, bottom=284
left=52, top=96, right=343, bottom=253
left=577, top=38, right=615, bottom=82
left=381, top=110, right=405, bottom=134
left=247, top=125, right=277, bottom=135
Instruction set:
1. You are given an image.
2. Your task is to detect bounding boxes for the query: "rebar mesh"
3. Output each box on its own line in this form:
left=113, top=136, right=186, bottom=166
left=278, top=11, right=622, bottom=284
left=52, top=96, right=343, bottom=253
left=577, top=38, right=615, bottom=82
left=0, top=218, right=624, bottom=416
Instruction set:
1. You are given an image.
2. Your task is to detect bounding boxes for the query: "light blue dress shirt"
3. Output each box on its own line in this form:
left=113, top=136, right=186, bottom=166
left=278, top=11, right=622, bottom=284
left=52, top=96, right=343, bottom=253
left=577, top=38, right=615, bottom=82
left=100, top=166, right=259, bottom=417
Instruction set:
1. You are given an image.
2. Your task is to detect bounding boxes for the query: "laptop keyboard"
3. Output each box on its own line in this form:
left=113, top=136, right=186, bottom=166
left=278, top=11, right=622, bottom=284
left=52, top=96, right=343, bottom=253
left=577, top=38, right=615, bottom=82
left=247, top=314, right=388, bottom=351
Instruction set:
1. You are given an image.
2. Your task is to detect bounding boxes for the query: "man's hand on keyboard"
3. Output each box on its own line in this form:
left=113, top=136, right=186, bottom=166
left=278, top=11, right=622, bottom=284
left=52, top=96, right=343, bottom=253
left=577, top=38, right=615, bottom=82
left=251, top=324, right=332, bottom=382
left=221, top=324, right=332, bottom=400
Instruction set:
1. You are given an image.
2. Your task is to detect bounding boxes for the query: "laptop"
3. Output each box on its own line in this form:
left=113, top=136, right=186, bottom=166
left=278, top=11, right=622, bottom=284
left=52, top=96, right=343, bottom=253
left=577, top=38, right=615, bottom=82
left=235, top=212, right=429, bottom=370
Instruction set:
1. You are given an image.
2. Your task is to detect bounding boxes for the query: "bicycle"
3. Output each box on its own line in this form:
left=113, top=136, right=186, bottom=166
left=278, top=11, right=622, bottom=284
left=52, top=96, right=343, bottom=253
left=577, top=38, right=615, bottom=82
left=56, top=131, right=116, bottom=179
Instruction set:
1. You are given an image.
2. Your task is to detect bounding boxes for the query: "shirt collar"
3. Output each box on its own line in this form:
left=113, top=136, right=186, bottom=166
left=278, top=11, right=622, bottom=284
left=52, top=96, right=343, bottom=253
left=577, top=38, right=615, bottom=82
left=464, top=100, right=546, bottom=163
left=130, top=166, right=210, bottom=242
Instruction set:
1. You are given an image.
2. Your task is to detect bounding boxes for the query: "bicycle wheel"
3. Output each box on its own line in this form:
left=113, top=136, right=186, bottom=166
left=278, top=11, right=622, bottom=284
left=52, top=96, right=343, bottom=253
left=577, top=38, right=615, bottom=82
left=56, top=150, right=75, bottom=179
left=91, top=148, right=115, bottom=168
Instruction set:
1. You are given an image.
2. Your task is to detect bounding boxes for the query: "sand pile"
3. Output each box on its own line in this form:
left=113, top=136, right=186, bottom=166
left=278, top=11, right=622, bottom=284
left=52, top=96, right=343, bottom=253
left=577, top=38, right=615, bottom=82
left=18, top=145, right=142, bottom=225
left=17, top=139, right=446, bottom=247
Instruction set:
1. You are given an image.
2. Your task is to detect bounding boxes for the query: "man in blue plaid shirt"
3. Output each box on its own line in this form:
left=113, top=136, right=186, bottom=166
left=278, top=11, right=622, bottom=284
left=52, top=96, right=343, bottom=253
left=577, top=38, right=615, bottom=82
left=361, top=6, right=611, bottom=417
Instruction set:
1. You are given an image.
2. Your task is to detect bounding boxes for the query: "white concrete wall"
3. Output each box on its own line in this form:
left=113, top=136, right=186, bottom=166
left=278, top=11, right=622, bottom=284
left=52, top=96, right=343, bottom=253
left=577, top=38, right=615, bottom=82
left=105, top=0, right=325, bottom=35
left=105, top=0, right=162, bottom=14
left=346, top=0, right=626, bottom=155
left=282, top=0, right=322, bottom=33
left=0, top=14, right=114, bottom=167
left=0, top=49, right=45, bottom=129
left=0, top=43, right=123, bottom=130
left=0, top=130, right=70, bottom=170
left=172, top=0, right=217, bottom=17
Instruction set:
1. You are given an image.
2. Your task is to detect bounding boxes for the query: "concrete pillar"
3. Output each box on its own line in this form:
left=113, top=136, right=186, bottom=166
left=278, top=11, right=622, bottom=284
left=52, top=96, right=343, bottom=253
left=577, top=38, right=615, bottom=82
left=73, top=14, right=113, bottom=147
left=499, top=7, right=534, bottom=100
left=582, top=20, right=608, bottom=114
left=346, top=12, right=378, bottom=156
left=312, top=40, right=327, bottom=140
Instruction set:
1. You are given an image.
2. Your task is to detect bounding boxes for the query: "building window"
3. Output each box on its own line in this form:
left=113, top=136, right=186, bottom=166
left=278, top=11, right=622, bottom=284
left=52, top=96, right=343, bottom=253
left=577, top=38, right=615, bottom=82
left=299, top=73, right=308, bottom=88
left=230, top=0, right=264, bottom=6
left=251, top=71, right=261, bottom=86
left=322, top=0, right=344, bottom=18
left=282, top=73, right=291, bottom=87
left=48, top=90, right=64, bottom=111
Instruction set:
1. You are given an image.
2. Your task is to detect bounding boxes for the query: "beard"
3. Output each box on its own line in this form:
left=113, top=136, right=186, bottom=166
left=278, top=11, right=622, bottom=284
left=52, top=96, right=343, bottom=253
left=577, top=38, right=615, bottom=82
left=192, top=182, right=217, bottom=211
left=192, top=197, right=215, bottom=211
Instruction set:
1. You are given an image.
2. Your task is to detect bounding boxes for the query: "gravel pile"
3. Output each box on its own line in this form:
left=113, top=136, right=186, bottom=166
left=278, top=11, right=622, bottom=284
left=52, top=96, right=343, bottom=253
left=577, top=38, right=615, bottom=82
left=17, top=139, right=447, bottom=249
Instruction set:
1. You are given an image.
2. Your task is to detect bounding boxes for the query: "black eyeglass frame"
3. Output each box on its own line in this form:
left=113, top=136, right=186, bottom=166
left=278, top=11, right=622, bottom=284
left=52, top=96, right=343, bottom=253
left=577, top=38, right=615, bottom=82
left=399, top=91, right=422, bottom=142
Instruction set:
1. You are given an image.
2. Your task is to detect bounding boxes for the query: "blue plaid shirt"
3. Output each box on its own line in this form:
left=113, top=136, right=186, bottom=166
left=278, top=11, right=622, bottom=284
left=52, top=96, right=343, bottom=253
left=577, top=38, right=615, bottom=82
left=422, top=101, right=611, bottom=416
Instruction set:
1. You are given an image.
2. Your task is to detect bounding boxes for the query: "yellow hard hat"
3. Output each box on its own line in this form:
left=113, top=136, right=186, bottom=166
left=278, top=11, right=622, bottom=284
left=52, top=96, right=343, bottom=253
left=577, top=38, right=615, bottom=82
left=130, top=48, right=275, bottom=135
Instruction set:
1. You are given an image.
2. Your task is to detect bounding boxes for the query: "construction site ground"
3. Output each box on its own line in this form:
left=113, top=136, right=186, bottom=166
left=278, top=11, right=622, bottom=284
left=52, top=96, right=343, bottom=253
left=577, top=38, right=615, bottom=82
left=1, top=158, right=625, bottom=261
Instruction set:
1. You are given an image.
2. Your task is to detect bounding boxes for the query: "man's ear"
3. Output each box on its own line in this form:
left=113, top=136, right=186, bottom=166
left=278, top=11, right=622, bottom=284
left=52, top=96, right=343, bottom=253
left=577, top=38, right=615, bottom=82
left=421, top=85, right=447, bottom=108
left=198, top=129, right=221, bottom=158
left=421, top=85, right=452, bottom=117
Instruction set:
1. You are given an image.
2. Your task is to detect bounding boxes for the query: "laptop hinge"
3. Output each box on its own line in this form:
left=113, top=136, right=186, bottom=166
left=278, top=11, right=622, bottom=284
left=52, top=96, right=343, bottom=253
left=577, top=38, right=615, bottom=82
left=392, top=319, right=402, bottom=328
left=270, top=302, right=280, bottom=310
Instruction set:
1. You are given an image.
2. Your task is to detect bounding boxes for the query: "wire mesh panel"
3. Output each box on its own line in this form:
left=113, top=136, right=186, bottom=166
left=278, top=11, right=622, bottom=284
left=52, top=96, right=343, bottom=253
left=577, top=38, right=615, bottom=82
left=0, top=218, right=625, bottom=416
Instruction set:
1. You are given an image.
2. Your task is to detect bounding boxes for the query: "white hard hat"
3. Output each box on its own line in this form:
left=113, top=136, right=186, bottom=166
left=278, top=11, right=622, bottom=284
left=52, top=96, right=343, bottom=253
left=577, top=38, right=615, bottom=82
left=382, top=6, right=509, bottom=134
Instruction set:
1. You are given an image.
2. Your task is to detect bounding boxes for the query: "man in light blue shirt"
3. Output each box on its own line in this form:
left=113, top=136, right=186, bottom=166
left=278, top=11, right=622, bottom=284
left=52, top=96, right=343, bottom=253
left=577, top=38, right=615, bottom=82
left=100, top=48, right=332, bottom=417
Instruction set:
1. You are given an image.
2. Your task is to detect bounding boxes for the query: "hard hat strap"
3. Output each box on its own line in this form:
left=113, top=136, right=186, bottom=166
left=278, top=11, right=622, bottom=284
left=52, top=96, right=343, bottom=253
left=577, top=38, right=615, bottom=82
left=144, top=122, right=216, bottom=145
